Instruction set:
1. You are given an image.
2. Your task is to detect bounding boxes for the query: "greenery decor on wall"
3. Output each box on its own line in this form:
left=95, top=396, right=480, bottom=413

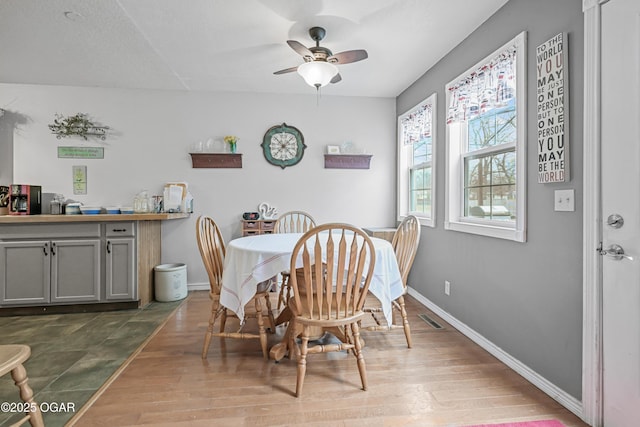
left=48, top=113, right=109, bottom=140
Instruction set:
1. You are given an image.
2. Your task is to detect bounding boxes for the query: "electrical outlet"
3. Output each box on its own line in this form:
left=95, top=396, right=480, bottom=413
left=444, top=280, right=451, bottom=296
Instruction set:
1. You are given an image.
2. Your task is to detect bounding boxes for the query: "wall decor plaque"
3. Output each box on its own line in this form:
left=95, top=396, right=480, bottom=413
left=536, top=32, right=569, bottom=183
left=57, top=146, right=104, bottom=159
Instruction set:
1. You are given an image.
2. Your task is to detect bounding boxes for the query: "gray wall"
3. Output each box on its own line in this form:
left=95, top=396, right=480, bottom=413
left=397, top=0, right=584, bottom=399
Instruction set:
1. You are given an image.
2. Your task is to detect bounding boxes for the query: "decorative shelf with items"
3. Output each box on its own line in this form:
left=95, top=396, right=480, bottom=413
left=189, top=135, right=242, bottom=168
left=189, top=153, right=242, bottom=168
left=324, top=154, right=373, bottom=169
left=324, top=142, right=372, bottom=169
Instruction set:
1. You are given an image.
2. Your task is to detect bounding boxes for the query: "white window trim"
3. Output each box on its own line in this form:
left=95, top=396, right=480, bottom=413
left=444, top=31, right=527, bottom=242
left=397, top=93, right=437, bottom=227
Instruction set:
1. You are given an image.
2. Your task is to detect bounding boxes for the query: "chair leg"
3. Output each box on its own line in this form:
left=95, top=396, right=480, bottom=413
left=263, top=293, right=276, bottom=333
left=219, top=308, right=228, bottom=333
left=351, top=321, right=368, bottom=391
left=295, top=325, right=310, bottom=397
left=397, top=295, right=412, bottom=348
left=255, top=297, right=268, bottom=359
left=11, top=363, right=44, bottom=427
left=277, top=273, right=290, bottom=310
left=202, top=299, right=222, bottom=359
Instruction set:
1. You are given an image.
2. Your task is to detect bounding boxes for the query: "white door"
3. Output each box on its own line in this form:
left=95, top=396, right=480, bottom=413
left=601, top=0, right=640, bottom=425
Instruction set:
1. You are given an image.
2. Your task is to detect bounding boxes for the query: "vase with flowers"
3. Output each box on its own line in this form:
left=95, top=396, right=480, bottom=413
left=224, top=135, right=238, bottom=153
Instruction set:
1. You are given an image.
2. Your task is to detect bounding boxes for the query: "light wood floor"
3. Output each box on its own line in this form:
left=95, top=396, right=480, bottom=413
left=71, top=291, right=590, bottom=427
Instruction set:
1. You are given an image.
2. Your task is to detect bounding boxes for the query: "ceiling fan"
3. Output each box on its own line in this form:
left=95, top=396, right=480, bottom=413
left=274, top=26, right=368, bottom=89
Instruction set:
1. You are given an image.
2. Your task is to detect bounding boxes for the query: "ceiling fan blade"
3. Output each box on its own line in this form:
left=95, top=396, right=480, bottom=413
left=286, top=40, right=313, bottom=59
left=328, top=49, right=368, bottom=64
left=273, top=66, right=299, bottom=75
left=330, top=73, right=342, bottom=84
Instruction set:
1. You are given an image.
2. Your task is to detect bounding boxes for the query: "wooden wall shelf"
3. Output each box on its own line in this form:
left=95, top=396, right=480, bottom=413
left=324, top=154, right=373, bottom=169
left=190, top=153, right=242, bottom=168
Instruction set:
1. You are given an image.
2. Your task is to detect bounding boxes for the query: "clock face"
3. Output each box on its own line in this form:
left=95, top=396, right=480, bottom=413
left=270, top=132, right=298, bottom=161
left=261, top=123, right=306, bottom=169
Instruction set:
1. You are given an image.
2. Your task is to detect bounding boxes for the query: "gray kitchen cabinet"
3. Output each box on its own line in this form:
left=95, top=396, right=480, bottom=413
left=105, top=238, right=136, bottom=300
left=104, top=222, right=136, bottom=301
left=0, top=239, right=100, bottom=305
left=0, top=238, right=100, bottom=305
left=50, top=239, right=101, bottom=303
left=0, top=240, right=50, bottom=305
left=0, top=223, right=102, bottom=306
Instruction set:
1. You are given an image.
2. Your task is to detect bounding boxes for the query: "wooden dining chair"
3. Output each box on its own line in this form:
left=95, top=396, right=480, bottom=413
left=0, top=345, right=44, bottom=427
left=196, top=215, right=275, bottom=360
left=362, top=215, right=421, bottom=347
left=287, top=223, right=375, bottom=397
left=274, top=211, right=316, bottom=310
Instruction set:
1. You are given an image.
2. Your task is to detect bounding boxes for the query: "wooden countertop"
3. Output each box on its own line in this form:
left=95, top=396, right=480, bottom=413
left=0, top=213, right=190, bottom=224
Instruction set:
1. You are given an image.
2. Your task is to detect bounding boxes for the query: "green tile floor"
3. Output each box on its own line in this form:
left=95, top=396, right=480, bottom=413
left=0, top=299, right=184, bottom=427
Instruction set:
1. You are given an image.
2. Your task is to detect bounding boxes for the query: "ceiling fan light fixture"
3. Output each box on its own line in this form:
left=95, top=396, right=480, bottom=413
left=297, top=61, right=338, bottom=88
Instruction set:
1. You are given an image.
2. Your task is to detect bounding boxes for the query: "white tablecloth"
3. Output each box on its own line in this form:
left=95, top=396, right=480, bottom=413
left=220, top=232, right=404, bottom=326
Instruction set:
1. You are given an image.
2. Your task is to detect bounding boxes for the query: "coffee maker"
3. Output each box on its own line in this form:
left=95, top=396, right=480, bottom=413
left=9, top=184, right=42, bottom=215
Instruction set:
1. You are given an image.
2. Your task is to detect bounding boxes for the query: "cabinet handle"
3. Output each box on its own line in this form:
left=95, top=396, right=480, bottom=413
left=43, top=243, right=48, bottom=256
left=111, top=228, right=127, bottom=233
left=107, top=240, right=111, bottom=254
left=51, top=242, right=56, bottom=256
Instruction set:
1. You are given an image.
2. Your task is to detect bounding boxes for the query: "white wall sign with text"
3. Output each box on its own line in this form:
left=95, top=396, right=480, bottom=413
left=536, top=32, right=569, bottom=183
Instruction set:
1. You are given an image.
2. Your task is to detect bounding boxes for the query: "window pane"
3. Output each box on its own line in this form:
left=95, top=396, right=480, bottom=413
left=468, top=115, right=496, bottom=151
left=465, top=157, right=493, bottom=187
left=468, top=103, right=516, bottom=152
left=410, top=166, right=431, bottom=215
left=464, top=151, right=516, bottom=220
left=496, top=109, right=517, bottom=144
left=491, top=151, right=516, bottom=185
left=413, top=136, right=431, bottom=165
left=490, top=184, right=516, bottom=220
left=465, top=188, right=491, bottom=217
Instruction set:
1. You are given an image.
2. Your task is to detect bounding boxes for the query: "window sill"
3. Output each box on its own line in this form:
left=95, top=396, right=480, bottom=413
left=444, top=219, right=525, bottom=242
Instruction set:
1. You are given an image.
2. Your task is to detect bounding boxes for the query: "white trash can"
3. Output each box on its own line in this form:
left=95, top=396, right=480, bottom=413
left=154, top=263, right=188, bottom=302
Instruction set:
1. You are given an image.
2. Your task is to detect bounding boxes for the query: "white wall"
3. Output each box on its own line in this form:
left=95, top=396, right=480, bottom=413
left=0, top=83, right=396, bottom=286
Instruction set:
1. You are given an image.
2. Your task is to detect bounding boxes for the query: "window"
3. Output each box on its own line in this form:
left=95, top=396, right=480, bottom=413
left=445, top=32, right=527, bottom=242
left=397, top=93, right=436, bottom=227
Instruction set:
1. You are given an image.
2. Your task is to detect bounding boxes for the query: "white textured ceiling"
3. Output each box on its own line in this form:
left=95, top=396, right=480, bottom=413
left=0, top=0, right=508, bottom=98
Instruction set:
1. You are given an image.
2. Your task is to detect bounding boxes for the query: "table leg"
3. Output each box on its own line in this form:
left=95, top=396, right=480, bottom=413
left=270, top=319, right=300, bottom=361
left=274, top=306, right=292, bottom=326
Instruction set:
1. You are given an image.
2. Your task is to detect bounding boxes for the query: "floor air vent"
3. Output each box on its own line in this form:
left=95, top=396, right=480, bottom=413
left=418, top=314, right=444, bottom=329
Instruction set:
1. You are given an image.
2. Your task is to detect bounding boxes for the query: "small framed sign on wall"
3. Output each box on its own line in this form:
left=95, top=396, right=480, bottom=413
left=536, top=32, right=569, bottom=183
left=72, top=165, right=87, bottom=195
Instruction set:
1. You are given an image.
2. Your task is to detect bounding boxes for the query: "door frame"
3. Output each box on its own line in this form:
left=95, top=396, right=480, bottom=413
left=582, top=0, right=610, bottom=425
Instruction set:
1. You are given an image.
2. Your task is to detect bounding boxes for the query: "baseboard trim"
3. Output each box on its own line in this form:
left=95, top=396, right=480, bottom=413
left=188, top=282, right=210, bottom=291
left=407, top=287, right=584, bottom=419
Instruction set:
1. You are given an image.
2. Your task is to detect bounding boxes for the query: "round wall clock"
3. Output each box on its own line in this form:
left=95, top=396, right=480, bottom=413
left=261, top=123, right=306, bottom=169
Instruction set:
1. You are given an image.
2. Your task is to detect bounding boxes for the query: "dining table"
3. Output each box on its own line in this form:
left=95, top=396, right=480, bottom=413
left=219, top=231, right=404, bottom=359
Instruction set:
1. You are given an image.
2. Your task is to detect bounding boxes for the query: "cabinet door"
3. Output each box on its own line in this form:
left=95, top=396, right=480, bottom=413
left=105, top=238, right=136, bottom=300
left=50, top=239, right=101, bottom=303
left=0, top=241, right=50, bottom=305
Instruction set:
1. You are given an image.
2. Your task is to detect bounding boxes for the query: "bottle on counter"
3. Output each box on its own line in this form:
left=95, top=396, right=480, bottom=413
left=49, top=194, right=65, bottom=215
left=134, top=190, right=151, bottom=213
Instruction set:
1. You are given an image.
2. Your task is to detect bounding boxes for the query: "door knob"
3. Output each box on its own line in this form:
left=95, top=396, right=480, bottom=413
left=600, top=244, right=634, bottom=261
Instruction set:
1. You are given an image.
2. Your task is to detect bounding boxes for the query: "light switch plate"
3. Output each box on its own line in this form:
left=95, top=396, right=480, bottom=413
left=555, top=189, right=574, bottom=212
